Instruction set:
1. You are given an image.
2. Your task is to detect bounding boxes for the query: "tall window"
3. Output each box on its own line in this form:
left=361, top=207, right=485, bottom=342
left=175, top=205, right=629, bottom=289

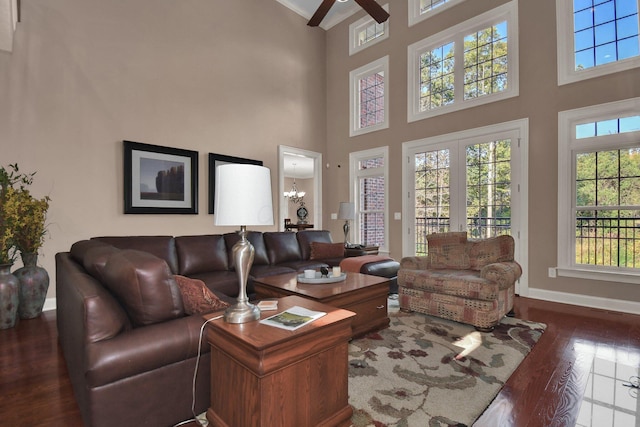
left=350, top=147, right=389, bottom=251
left=409, top=0, right=466, bottom=27
left=558, top=98, right=640, bottom=283
left=557, top=0, right=640, bottom=85
left=350, top=56, right=389, bottom=136
left=408, top=1, right=518, bottom=122
left=349, top=4, right=389, bottom=55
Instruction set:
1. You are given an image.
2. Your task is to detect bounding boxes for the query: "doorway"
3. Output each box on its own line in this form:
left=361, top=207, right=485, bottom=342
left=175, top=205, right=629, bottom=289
left=278, top=146, right=323, bottom=231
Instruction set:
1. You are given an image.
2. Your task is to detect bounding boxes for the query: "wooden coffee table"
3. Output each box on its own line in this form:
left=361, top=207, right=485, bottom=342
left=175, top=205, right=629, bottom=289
left=254, top=272, right=390, bottom=337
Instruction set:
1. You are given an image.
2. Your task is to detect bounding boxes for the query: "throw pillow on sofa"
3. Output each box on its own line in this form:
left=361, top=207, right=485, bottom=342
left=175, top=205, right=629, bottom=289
left=174, top=275, right=230, bottom=315
left=101, top=249, right=184, bottom=326
left=310, top=242, right=345, bottom=260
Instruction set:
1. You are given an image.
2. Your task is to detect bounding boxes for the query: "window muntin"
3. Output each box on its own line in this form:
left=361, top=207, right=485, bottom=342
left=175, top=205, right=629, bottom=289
left=349, top=4, right=389, bottom=56
left=576, top=115, right=640, bottom=138
left=573, top=0, right=639, bottom=70
left=408, top=1, right=518, bottom=122
left=409, top=0, right=466, bottom=27
left=350, top=147, right=389, bottom=252
left=359, top=72, right=385, bottom=128
left=463, top=22, right=508, bottom=100
left=419, top=43, right=455, bottom=111
left=350, top=56, right=389, bottom=136
left=557, top=0, right=640, bottom=85
left=558, top=99, right=640, bottom=281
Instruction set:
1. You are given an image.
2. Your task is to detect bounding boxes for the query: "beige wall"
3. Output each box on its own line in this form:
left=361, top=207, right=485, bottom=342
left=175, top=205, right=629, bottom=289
left=0, top=0, right=326, bottom=301
left=1, top=0, right=639, bottom=309
left=324, top=0, right=640, bottom=306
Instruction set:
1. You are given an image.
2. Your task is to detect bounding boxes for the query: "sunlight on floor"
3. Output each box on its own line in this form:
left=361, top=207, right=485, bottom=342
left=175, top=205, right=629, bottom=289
left=574, top=343, right=640, bottom=427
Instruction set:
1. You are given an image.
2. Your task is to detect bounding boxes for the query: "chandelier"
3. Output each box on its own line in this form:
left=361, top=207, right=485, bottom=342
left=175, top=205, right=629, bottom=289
left=283, top=178, right=305, bottom=205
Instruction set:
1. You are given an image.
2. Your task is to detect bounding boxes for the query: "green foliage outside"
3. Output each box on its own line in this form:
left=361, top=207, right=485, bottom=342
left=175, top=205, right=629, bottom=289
left=419, top=22, right=508, bottom=112
left=575, top=148, right=640, bottom=268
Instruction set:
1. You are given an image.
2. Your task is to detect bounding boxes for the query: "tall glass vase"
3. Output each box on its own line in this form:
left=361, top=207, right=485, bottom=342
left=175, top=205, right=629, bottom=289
left=0, top=263, right=19, bottom=329
left=14, top=252, right=49, bottom=319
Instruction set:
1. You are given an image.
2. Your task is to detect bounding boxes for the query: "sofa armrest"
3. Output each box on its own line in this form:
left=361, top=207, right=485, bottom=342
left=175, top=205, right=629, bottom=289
left=85, top=313, right=221, bottom=387
left=400, top=256, right=431, bottom=270
left=480, top=261, right=522, bottom=289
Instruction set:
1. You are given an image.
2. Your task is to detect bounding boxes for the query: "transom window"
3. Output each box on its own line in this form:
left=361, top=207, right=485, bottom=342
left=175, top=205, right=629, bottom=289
left=557, top=0, right=640, bottom=85
left=558, top=98, right=640, bottom=283
left=408, top=1, right=518, bottom=122
left=349, top=4, right=389, bottom=55
left=350, top=56, right=389, bottom=136
left=409, top=0, right=466, bottom=27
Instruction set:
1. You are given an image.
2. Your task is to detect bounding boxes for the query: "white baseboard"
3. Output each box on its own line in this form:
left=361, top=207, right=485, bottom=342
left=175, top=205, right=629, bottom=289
left=43, top=297, right=56, bottom=312
left=527, top=288, right=640, bottom=315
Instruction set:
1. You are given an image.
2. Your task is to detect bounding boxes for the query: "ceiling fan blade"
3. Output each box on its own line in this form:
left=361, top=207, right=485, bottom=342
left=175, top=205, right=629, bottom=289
left=308, top=0, right=337, bottom=27
left=354, top=0, right=390, bottom=24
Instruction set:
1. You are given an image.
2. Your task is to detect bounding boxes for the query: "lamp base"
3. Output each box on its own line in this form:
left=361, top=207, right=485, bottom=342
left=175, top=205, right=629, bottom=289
left=224, top=301, right=261, bottom=324
left=224, top=225, right=261, bottom=324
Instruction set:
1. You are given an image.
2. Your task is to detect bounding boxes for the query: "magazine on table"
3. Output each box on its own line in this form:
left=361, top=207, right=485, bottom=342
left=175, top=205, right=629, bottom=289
left=260, top=305, right=326, bottom=331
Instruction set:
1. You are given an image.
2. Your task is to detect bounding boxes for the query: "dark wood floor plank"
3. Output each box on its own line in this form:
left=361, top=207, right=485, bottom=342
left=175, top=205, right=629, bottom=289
left=1, top=296, right=638, bottom=427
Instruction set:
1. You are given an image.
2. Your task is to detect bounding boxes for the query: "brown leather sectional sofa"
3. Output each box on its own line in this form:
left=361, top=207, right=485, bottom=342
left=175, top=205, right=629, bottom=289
left=56, top=230, right=399, bottom=427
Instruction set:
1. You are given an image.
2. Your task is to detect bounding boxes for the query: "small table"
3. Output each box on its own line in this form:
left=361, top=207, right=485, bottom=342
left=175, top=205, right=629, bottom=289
left=204, top=296, right=355, bottom=427
left=284, top=222, right=314, bottom=231
left=254, top=272, right=390, bottom=337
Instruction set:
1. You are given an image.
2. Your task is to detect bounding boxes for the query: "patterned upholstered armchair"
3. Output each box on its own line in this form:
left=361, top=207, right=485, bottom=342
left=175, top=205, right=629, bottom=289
left=398, top=232, right=521, bottom=331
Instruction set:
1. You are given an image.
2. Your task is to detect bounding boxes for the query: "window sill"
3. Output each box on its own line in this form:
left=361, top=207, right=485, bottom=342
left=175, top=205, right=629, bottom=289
left=556, top=267, right=640, bottom=284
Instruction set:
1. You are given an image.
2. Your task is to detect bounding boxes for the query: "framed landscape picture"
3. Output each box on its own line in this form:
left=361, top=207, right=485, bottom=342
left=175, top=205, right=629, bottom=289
left=123, top=140, right=198, bottom=214
left=208, top=153, right=263, bottom=214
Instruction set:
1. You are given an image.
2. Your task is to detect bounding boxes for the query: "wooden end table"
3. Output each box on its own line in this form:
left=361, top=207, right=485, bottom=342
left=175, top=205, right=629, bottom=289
left=254, top=272, right=390, bottom=337
left=204, top=295, right=355, bottom=427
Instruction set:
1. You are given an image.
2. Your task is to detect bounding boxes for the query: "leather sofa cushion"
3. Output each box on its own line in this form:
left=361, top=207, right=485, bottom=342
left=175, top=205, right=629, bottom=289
left=101, top=249, right=184, bottom=326
left=70, top=240, right=119, bottom=280
left=296, top=230, right=333, bottom=260
left=187, top=270, right=242, bottom=298
left=427, top=232, right=471, bottom=270
left=310, top=242, right=345, bottom=260
left=264, top=232, right=301, bottom=264
left=224, top=231, right=269, bottom=267
left=174, top=275, right=229, bottom=315
left=175, top=235, right=229, bottom=275
left=93, top=236, right=179, bottom=274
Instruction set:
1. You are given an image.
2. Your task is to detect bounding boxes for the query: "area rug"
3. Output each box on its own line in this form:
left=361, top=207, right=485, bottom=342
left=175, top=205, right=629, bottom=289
left=348, top=310, right=546, bottom=427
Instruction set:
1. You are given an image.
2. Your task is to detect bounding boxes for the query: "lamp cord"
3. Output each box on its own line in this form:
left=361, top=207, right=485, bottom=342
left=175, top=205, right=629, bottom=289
left=172, top=313, right=224, bottom=427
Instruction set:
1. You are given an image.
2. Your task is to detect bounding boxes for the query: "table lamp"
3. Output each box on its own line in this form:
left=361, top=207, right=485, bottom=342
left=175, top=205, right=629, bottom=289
left=214, top=164, right=274, bottom=323
left=338, top=202, right=355, bottom=247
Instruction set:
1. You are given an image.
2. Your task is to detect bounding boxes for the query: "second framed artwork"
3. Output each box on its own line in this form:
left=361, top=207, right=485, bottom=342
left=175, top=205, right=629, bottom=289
left=123, top=140, right=199, bottom=214
left=208, top=153, right=263, bottom=214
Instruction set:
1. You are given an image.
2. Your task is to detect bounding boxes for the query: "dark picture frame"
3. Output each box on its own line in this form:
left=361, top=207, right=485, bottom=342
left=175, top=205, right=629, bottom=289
left=123, top=140, right=198, bottom=214
left=208, top=153, right=263, bottom=214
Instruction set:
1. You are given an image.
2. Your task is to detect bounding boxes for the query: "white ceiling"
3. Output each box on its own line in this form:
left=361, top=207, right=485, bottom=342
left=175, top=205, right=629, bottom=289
left=275, top=0, right=363, bottom=30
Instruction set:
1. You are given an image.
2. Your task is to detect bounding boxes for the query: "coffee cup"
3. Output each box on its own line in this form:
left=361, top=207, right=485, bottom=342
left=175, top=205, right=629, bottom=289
left=304, top=269, right=316, bottom=279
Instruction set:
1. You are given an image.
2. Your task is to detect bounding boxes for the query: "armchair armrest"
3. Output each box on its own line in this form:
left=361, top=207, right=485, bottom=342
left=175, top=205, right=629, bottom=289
left=480, top=261, right=522, bottom=289
left=400, top=256, right=431, bottom=270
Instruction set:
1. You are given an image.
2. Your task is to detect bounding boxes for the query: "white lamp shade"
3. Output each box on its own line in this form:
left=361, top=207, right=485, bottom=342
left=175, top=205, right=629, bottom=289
left=338, top=202, right=355, bottom=220
left=214, top=164, right=274, bottom=226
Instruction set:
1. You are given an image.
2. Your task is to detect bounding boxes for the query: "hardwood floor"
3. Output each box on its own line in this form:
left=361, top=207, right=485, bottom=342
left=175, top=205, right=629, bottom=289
left=0, top=296, right=638, bottom=427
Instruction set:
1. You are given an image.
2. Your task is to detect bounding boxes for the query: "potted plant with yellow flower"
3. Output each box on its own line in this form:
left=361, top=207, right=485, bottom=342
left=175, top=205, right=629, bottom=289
left=2, top=165, right=51, bottom=319
left=0, top=164, right=51, bottom=322
left=0, top=164, right=29, bottom=328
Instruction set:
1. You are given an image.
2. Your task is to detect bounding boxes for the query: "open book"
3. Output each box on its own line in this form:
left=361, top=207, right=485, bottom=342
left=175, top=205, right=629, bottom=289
left=260, top=306, right=326, bottom=331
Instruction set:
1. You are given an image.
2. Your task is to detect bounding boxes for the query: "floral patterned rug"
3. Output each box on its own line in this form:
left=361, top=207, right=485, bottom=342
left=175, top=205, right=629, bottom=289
left=348, top=310, right=546, bottom=427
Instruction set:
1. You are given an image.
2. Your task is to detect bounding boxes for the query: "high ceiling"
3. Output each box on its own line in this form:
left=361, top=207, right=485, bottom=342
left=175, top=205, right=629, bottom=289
left=275, top=0, right=363, bottom=30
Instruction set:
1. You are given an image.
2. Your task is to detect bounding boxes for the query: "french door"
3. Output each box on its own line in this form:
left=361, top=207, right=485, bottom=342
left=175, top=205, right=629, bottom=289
left=402, top=120, right=528, bottom=293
